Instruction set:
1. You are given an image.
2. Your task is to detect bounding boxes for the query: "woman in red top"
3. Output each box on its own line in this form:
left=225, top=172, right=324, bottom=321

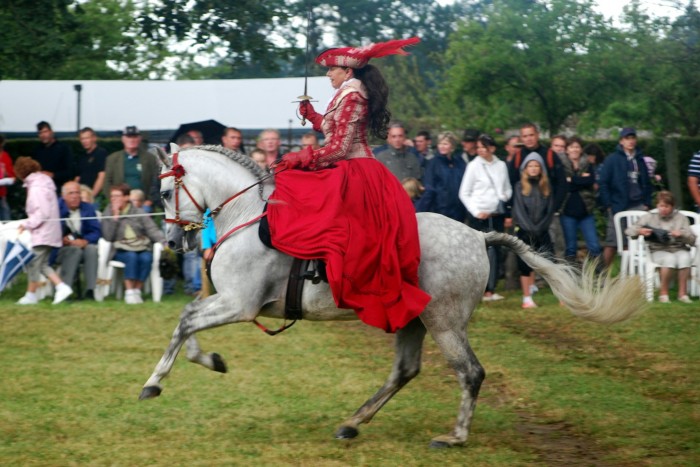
left=268, top=38, right=431, bottom=333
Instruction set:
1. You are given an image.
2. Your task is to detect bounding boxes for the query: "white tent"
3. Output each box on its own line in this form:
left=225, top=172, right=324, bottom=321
left=0, top=78, right=334, bottom=134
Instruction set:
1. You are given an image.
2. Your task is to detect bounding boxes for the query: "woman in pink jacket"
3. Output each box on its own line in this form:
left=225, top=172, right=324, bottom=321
left=14, top=157, right=73, bottom=305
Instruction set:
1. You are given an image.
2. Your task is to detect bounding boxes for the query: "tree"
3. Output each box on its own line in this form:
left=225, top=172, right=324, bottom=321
left=603, top=0, right=700, bottom=136
left=437, top=0, right=624, bottom=135
left=0, top=0, right=175, bottom=80
left=0, top=0, right=77, bottom=79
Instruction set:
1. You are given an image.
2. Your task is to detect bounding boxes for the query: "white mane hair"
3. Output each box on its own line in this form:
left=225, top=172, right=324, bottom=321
left=178, top=144, right=268, bottom=181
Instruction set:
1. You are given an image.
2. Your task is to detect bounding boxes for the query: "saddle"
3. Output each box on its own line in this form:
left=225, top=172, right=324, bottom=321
left=259, top=208, right=327, bottom=322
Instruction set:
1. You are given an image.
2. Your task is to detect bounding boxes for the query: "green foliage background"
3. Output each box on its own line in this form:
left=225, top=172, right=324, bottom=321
left=2, top=0, right=699, bottom=138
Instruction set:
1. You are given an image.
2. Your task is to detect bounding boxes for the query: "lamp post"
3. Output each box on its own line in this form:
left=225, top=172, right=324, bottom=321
left=74, top=84, right=83, bottom=132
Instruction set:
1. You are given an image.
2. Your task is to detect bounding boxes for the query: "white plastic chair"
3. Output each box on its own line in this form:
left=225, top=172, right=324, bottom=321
left=95, top=238, right=163, bottom=302
left=614, top=210, right=647, bottom=277
left=637, top=210, right=700, bottom=301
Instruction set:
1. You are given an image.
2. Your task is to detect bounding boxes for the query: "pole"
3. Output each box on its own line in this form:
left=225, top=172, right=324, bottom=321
left=74, top=84, right=83, bottom=132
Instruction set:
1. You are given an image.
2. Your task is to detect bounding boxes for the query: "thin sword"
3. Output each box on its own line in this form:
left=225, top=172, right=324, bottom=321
left=295, top=8, right=314, bottom=125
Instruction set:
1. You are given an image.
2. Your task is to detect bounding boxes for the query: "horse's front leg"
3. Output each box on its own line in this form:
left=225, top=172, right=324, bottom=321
left=139, top=294, right=258, bottom=400
left=184, top=334, right=228, bottom=373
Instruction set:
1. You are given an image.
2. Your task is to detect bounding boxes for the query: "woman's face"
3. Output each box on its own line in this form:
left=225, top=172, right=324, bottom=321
left=567, top=142, right=582, bottom=160
left=437, top=139, right=454, bottom=156
left=110, top=190, right=128, bottom=210
left=476, top=141, right=493, bottom=159
left=327, top=66, right=353, bottom=89
left=657, top=201, right=673, bottom=217
left=525, top=160, right=542, bottom=177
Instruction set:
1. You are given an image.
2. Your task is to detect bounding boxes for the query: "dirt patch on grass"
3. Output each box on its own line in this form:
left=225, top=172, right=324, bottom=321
left=480, top=372, right=615, bottom=466
left=496, top=316, right=697, bottom=404
left=514, top=414, right=612, bottom=466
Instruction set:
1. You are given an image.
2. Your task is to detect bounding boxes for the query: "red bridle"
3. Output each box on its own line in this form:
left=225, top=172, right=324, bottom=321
left=159, top=152, right=206, bottom=231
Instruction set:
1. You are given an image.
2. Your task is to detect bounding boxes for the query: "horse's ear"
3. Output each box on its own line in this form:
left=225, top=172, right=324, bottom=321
left=155, top=146, right=172, bottom=169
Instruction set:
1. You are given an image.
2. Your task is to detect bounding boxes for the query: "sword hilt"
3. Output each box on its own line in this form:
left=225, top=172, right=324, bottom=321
left=294, top=95, right=315, bottom=126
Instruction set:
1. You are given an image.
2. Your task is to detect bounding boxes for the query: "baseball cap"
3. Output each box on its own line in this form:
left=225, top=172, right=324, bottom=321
left=619, top=127, right=636, bottom=138
left=123, top=125, right=140, bottom=136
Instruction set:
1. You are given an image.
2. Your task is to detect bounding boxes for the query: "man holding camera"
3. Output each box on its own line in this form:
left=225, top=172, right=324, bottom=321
left=55, top=181, right=101, bottom=299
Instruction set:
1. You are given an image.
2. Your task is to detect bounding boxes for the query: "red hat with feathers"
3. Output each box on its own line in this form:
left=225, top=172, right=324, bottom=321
left=315, top=37, right=420, bottom=68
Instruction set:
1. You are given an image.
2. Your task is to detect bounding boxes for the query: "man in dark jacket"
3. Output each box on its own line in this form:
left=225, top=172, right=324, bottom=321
left=599, top=127, right=652, bottom=266
left=55, top=181, right=102, bottom=299
left=32, top=121, right=75, bottom=192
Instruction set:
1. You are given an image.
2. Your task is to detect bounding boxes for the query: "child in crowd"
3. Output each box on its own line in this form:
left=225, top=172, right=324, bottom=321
left=129, top=189, right=145, bottom=209
left=249, top=149, right=268, bottom=170
left=512, top=153, right=555, bottom=308
left=625, top=190, right=696, bottom=303
left=14, top=156, right=73, bottom=305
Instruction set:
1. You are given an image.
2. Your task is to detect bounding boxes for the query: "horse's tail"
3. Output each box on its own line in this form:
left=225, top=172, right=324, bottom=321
left=484, top=231, right=646, bottom=324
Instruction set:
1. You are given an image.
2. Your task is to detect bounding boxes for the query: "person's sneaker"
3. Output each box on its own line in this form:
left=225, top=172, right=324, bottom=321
left=678, top=295, right=692, bottom=304
left=658, top=295, right=670, bottom=303
left=489, top=293, right=505, bottom=301
left=529, top=284, right=539, bottom=295
left=132, top=291, right=144, bottom=304
left=17, top=294, right=38, bottom=305
left=52, top=283, right=73, bottom=304
left=522, top=301, right=538, bottom=309
left=482, top=295, right=492, bottom=302
left=83, top=289, right=95, bottom=301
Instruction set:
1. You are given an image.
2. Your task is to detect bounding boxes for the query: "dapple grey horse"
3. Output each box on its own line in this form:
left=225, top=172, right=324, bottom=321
left=141, top=145, right=645, bottom=448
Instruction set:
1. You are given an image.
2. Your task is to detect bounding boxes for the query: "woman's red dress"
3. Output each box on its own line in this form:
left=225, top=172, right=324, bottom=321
left=268, top=80, right=431, bottom=332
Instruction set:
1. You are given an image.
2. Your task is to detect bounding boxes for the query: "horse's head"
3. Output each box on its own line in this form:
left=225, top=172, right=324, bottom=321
left=156, top=144, right=204, bottom=252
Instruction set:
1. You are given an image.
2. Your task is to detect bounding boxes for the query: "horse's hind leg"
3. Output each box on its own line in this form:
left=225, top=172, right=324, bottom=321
left=428, top=327, right=484, bottom=448
left=335, top=317, right=427, bottom=439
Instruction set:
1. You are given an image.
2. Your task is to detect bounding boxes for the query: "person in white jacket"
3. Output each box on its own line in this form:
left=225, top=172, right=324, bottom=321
left=459, top=134, right=512, bottom=301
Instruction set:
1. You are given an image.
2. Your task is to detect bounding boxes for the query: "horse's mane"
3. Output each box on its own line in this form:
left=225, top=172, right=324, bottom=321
left=181, top=145, right=268, bottom=181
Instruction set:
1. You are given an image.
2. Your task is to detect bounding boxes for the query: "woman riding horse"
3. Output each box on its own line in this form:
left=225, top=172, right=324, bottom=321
left=268, top=38, right=431, bottom=333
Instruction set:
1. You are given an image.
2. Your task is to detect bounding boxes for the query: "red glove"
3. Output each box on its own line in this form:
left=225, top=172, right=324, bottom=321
left=273, top=146, right=314, bottom=172
left=299, top=100, right=323, bottom=132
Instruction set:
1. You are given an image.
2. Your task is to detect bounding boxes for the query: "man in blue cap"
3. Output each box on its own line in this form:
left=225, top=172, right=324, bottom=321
left=599, top=127, right=652, bottom=267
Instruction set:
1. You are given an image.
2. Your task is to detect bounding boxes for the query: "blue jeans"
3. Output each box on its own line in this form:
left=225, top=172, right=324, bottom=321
left=560, top=214, right=602, bottom=258
left=0, top=197, right=10, bottom=221
left=182, top=250, right=201, bottom=294
left=113, top=250, right=153, bottom=282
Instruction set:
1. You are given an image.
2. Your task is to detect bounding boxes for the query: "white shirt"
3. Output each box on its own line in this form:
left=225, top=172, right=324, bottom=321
left=459, top=156, right=512, bottom=217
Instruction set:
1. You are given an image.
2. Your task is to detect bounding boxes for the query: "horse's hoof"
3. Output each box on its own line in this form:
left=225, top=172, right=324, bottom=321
left=429, top=440, right=453, bottom=449
left=335, top=426, right=359, bottom=439
left=211, top=353, right=227, bottom=373
left=139, top=386, right=162, bottom=400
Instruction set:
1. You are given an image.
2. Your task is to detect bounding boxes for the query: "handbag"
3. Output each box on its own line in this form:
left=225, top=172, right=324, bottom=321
left=482, top=163, right=507, bottom=216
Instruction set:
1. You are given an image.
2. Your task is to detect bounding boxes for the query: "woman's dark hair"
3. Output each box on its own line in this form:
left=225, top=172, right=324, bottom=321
left=477, top=133, right=496, bottom=148
left=353, top=64, right=391, bottom=140
left=583, top=143, right=605, bottom=165
left=566, top=136, right=585, bottom=148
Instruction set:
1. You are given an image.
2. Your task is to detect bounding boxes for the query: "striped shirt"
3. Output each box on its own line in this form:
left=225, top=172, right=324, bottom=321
left=689, top=151, right=700, bottom=179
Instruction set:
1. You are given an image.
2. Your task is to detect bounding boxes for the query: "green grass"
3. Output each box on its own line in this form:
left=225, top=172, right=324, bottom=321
left=0, top=281, right=698, bottom=466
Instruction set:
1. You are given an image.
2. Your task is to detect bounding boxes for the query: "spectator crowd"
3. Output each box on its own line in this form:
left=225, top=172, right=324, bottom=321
left=1, top=120, right=699, bottom=307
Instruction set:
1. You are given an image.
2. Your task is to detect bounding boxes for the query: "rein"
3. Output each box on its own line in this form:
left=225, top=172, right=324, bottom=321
left=160, top=152, right=294, bottom=336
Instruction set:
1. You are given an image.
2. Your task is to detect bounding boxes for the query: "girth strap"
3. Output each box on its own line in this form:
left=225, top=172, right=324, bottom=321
left=285, top=258, right=311, bottom=321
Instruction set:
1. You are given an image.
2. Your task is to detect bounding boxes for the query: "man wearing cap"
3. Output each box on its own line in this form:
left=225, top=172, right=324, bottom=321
left=104, top=126, right=159, bottom=211
left=459, top=129, right=480, bottom=163
left=599, top=127, right=652, bottom=267
left=373, top=122, right=423, bottom=181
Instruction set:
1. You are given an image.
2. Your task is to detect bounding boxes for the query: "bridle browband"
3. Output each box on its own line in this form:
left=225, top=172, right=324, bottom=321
left=159, top=151, right=207, bottom=231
